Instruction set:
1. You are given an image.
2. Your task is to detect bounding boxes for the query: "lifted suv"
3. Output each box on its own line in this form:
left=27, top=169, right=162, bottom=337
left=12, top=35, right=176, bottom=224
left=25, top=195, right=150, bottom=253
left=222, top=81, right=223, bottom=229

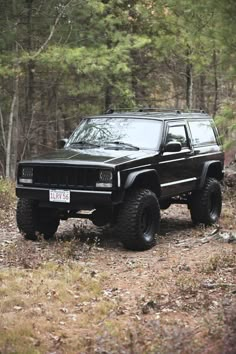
left=16, top=109, right=224, bottom=250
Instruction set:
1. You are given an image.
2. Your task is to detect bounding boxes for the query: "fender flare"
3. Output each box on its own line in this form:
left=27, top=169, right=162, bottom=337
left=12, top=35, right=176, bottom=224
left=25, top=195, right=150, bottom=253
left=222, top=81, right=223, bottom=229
left=124, top=169, right=159, bottom=190
left=199, top=160, right=223, bottom=189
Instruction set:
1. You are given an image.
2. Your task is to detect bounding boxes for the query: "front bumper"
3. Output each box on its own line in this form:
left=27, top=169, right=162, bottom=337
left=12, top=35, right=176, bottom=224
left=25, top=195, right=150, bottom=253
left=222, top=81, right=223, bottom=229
left=16, top=185, right=120, bottom=209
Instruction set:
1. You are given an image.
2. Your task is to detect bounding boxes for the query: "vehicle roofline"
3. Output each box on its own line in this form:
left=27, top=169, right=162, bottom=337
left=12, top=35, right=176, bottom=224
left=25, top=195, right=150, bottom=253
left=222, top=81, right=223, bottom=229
left=83, top=113, right=212, bottom=120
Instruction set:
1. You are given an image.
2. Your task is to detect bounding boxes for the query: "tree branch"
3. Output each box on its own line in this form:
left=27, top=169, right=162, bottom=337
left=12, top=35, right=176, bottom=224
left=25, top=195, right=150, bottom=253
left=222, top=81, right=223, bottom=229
left=32, top=0, right=73, bottom=58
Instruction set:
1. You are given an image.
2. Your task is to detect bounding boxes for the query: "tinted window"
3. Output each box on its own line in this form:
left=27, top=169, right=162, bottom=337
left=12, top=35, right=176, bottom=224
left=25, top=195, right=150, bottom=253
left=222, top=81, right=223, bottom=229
left=188, top=120, right=216, bottom=145
left=166, top=125, right=188, bottom=148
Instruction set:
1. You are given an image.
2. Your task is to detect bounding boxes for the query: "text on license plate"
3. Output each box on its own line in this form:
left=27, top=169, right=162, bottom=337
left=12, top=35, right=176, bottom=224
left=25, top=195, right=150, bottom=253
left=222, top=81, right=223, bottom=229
left=49, top=190, right=70, bottom=203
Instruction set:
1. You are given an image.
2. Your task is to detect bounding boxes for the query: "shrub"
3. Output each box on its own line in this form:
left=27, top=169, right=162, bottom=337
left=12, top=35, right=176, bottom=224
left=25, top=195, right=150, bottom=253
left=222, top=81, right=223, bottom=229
left=0, top=178, right=15, bottom=209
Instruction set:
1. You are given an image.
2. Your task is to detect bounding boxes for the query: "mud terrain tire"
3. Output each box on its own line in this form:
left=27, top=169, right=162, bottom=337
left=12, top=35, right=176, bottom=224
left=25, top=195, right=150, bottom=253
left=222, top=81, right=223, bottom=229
left=116, top=189, right=160, bottom=251
left=190, top=178, right=222, bottom=225
left=16, top=198, right=60, bottom=240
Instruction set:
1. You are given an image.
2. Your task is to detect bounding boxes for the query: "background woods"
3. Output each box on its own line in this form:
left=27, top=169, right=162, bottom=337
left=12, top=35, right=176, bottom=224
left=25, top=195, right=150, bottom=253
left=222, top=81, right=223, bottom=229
left=0, top=0, right=236, bottom=178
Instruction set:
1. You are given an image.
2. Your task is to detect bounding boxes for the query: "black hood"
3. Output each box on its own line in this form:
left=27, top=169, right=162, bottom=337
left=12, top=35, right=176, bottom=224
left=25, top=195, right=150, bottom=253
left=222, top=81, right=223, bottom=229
left=21, top=147, right=157, bottom=167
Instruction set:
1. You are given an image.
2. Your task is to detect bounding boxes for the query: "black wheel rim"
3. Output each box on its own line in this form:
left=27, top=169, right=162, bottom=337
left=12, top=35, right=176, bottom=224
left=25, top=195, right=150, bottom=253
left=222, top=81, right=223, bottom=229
left=140, top=207, right=154, bottom=242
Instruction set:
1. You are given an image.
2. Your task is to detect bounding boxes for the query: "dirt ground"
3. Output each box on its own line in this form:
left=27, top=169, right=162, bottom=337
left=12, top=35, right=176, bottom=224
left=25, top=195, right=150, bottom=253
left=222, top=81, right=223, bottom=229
left=0, top=187, right=236, bottom=354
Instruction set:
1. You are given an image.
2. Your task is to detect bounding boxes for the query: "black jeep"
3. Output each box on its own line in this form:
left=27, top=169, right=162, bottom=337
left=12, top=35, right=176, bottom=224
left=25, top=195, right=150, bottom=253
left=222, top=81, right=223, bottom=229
left=16, top=109, right=224, bottom=250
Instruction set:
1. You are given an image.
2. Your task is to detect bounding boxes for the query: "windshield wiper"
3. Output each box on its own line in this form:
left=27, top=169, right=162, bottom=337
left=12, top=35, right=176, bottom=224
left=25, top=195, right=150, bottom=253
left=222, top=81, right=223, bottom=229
left=104, top=141, right=139, bottom=150
left=70, top=141, right=100, bottom=148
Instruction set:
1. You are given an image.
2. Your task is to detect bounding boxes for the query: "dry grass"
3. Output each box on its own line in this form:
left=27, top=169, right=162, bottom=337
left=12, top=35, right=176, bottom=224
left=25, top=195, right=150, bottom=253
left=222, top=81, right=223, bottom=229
left=1, top=243, right=235, bottom=353
left=200, top=249, right=236, bottom=274
left=0, top=262, right=118, bottom=353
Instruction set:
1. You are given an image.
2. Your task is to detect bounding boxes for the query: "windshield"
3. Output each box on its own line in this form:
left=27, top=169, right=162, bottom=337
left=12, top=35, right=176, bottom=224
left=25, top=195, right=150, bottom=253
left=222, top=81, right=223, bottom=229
left=67, top=117, right=163, bottom=150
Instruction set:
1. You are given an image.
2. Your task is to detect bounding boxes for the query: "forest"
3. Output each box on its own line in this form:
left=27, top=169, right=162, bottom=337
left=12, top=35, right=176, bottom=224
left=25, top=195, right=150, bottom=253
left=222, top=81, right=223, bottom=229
left=0, top=0, right=236, bottom=178
left=0, top=2, right=236, bottom=353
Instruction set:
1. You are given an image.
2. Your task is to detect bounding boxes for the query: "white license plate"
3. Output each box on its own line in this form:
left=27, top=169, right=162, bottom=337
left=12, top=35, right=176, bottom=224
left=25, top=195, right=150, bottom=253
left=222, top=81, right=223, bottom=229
left=49, top=190, right=70, bottom=203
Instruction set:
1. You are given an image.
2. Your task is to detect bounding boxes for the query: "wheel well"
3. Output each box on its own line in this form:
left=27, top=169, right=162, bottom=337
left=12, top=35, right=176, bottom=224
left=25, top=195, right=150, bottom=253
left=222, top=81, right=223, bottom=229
left=206, top=163, right=223, bottom=181
left=127, top=172, right=160, bottom=197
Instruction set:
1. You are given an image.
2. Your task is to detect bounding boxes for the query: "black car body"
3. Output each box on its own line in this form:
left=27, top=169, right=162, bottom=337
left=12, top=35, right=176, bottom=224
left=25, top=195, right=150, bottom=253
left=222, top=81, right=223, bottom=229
left=16, top=110, right=224, bottom=250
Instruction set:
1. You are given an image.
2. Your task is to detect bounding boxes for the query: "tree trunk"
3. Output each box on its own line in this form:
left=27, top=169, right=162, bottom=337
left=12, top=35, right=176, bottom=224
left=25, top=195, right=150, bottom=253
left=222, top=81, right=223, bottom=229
left=186, top=46, right=193, bottom=110
left=105, top=84, right=112, bottom=111
left=25, top=0, right=35, bottom=158
left=0, top=105, right=6, bottom=154
left=199, top=74, right=205, bottom=110
left=186, top=63, right=193, bottom=110
left=212, top=49, right=218, bottom=117
left=6, top=77, right=18, bottom=178
left=12, top=74, right=19, bottom=177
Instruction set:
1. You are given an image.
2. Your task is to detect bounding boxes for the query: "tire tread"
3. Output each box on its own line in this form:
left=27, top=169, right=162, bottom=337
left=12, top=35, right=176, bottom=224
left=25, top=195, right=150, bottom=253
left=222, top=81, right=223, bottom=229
left=116, top=189, right=160, bottom=251
left=16, top=198, right=59, bottom=240
left=190, top=178, right=222, bottom=225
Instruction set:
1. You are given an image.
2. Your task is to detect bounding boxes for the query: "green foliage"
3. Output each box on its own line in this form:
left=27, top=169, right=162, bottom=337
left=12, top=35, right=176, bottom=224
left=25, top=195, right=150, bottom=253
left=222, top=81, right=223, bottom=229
left=1, top=0, right=236, bottom=175
left=215, top=104, right=236, bottom=149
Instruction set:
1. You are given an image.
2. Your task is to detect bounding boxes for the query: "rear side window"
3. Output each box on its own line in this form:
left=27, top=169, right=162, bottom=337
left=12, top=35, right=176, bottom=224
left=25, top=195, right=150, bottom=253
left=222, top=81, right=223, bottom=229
left=188, top=120, right=216, bottom=146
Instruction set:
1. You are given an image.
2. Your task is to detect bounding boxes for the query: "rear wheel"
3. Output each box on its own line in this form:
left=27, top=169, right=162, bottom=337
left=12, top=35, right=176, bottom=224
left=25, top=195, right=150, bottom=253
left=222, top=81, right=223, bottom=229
left=16, top=199, right=60, bottom=240
left=116, top=189, right=160, bottom=251
left=189, top=178, right=222, bottom=225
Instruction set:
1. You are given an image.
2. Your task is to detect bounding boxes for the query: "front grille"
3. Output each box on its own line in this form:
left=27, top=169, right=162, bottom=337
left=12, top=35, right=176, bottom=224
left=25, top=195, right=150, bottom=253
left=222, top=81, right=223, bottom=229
left=33, top=166, right=99, bottom=189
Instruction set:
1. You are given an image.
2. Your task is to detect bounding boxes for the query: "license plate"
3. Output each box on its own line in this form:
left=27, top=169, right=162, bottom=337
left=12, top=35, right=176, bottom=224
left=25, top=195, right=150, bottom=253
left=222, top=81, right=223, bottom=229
left=49, top=190, right=70, bottom=203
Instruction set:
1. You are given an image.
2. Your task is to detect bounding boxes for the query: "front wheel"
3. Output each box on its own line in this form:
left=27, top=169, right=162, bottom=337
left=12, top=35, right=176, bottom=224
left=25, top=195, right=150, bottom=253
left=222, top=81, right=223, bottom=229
left=16, top=199, right=60, bottom=240
left=116, top=189, right=160, bottom=251
left=189, top=178, right=222, bottom=225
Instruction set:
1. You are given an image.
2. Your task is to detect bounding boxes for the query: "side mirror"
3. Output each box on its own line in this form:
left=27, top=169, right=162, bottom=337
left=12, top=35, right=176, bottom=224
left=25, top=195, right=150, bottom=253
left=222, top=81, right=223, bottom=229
left=164, top=141, right=182, bottom=153
left=57, top=138, right=68, bottom=149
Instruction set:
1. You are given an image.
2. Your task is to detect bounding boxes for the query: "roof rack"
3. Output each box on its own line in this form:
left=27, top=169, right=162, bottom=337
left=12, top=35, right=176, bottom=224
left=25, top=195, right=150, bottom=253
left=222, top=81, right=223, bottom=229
left=105, top=107, right=207, bottom=115
left=105, top=107, right=181, bottom=114
left=187, top=109, right=206, bottom=114
left=138, top=107, right=181, bottom=113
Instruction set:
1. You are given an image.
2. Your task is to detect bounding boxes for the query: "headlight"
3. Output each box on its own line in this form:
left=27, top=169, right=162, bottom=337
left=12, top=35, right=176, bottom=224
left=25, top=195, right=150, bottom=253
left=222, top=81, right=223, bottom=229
left=96, top=170, right=113, bottom=188
left=19, top=167, right=33, bottom=184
